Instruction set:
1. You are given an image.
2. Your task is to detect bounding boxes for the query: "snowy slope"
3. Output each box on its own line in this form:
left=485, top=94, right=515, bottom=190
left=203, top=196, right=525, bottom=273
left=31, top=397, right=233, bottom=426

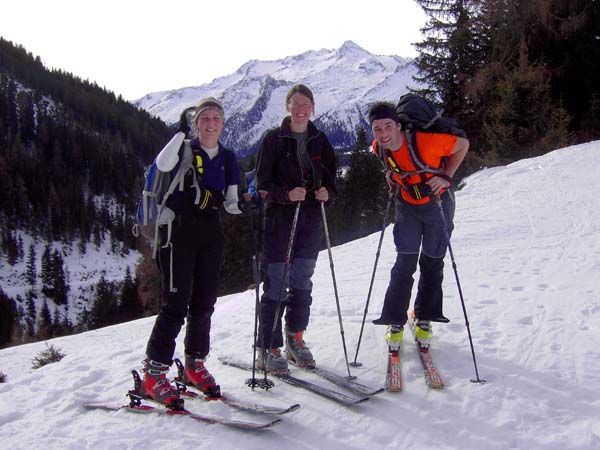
left=135, top=41, right=418, bottom=154
left=1, top=141, right=600, bottom=450
left=0, top=233, right=141, bottom=327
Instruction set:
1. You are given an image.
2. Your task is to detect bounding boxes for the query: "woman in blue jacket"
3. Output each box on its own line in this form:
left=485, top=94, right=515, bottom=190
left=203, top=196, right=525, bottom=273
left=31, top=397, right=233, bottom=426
left=140, top=98, right=241, bottom=407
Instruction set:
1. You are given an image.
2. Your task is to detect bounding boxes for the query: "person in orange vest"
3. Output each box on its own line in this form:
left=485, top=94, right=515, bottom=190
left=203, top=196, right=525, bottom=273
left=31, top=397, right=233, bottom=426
left=368, top=101, right=469, bottom=350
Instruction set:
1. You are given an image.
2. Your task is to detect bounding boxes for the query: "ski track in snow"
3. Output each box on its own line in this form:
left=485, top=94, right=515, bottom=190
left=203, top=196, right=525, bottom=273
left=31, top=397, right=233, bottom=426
left=1, top=142, right=600, bottom=449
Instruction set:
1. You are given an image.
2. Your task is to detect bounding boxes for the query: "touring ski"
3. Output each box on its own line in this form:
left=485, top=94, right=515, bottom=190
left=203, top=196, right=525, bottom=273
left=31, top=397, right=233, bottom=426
left=83, top=394, right=281, bottom=430
left=219, top=357, right=369, bottom=406
left=289, top=361, right=384, bottom=397
left=173, top=358, right=300, bottom=415
left=385, top=348, right=403, bottom=392
left=408, top=319, right=444, bottom=389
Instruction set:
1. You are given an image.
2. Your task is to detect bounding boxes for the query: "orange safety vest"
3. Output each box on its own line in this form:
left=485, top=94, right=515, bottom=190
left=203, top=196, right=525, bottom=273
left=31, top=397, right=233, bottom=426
left=372, top=131, right=457, bottom=205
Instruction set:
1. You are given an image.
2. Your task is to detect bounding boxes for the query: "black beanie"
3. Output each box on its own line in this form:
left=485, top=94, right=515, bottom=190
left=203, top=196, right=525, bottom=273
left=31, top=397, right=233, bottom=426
left=368, top=102, right=401, bottom=125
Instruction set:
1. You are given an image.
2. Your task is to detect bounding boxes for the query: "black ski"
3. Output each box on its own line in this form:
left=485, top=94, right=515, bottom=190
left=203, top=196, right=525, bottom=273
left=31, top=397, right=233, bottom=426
left=83, top=394, right=281, bottom=430
left=289, top=362, right=384, bottom=396
left=219, top=357, right=369, bottom=406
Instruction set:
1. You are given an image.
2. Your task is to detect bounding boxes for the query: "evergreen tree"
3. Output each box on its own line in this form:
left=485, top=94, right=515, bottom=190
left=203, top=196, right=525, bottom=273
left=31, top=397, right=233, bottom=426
left=413, top=0, right=483, bottom=118
left=52, top=307, right=63, bottom=337
left=470, top=0, right=574, bottom=162
left=90, top=273, right=119, bottom=329
left=17, top=90, right=36, bottom=144
left=51, top=250, right=69, bottom=305
left=25, top=289, right=36, bottom=337
left=38, top=300, right=53, bottom=339
left=1, top=229, right=19, bottom=266
left=25, top=244, right=37, bottom=287
left=336, top=127, right=387, bottom=242
left=76, top=306, right=91, bottom=333
left=40, top=243, right=52, bottom=297
left=119, top=266, right=141, bottom=321
left=0, top=289, right=16, bottom=347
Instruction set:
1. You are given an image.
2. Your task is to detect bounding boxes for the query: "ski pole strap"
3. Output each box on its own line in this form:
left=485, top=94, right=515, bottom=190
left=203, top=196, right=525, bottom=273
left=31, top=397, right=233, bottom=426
left=437, top=173, right=453, bottom=187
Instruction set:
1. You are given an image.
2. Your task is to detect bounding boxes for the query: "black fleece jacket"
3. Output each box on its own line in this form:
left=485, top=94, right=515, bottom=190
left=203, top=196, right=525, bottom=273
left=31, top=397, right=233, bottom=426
left=255, top=116, right=337, bottom=207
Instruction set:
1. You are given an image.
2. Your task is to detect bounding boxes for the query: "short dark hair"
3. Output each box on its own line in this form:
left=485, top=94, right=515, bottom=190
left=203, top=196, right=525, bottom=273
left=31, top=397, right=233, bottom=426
left=368, top=102, right=401, bottom=125
left=286, top=84, right=314, bottom=104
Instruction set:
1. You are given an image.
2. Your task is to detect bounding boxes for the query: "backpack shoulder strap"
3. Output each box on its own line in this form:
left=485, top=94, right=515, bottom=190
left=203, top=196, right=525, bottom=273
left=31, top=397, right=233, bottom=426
left=164, top=140, right=202, bottom=205
left=405, top=130, right=444, bottom=175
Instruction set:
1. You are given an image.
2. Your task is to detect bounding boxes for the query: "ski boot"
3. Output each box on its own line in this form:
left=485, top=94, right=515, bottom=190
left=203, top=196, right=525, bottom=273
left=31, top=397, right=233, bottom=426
left=180, top=355, right=221, bottom=398
left=386, top=325, right=404, bottom=352
left=285, top=329, right=315, bottom=367
left=256, top=348, right=289, bottom=374
left=415, top=319, right=433, bottom=349
left=138, top=359, right=183, bottom=409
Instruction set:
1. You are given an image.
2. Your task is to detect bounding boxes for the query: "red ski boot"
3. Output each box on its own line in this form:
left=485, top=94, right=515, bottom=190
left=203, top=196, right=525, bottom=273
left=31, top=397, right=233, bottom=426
left=183, top=355, right=221, bottom=398
left=139, top=359, right=183, bottom=409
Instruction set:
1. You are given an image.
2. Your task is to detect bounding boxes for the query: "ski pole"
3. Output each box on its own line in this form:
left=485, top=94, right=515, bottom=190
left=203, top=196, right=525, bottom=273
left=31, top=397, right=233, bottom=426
left=351, top=186, right=398, bottom=367
left=264, top=201, right=301, bottom=375
left=436, top=197, right=485, bottom=384
left=320, top=201, right=354, bottom=379
left=245, top=196, right=274, bottom=390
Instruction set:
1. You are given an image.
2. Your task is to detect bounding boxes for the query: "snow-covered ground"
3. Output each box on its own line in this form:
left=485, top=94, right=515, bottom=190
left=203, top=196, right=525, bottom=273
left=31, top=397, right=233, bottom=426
left=1, top=141, right=599, bottom=450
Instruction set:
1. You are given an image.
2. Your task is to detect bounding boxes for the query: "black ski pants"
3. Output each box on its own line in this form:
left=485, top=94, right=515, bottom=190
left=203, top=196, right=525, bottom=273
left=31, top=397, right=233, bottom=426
left=145, top=212, right=224, bottom=365
left=373, top=190, right=455, bottom=326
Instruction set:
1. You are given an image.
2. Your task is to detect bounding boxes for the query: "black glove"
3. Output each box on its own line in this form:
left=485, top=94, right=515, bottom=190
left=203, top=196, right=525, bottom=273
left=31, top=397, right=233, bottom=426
left=238, top=199, right=251, bottom=213
left=198, top=189, right=223, bottom=211
left=238, top=197, right=259, bottom=214
left=198, top=189, right=213, bottom=209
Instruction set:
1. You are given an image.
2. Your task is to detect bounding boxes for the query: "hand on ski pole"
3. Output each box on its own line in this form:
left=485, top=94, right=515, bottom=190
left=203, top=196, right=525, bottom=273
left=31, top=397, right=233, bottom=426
left=240, top=190, right=268, bottom=213
left=426, top=174, right=452, bottom=195
left=315, top=186, right=329, bottom=202
left=288, top=187, right=307, bottom=202
left=385, top=170, right=400, bottom=194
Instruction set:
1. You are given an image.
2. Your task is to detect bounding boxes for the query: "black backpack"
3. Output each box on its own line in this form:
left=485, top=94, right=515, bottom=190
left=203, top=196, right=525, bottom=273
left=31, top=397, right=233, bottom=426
left=395, top=93, right=466, bottom=137
left=391, top=93, right=466, bottom=176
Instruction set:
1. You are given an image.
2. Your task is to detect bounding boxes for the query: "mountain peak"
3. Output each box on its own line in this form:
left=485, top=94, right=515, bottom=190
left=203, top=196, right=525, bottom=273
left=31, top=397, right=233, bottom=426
left=338, top=40, right=368, bottom=55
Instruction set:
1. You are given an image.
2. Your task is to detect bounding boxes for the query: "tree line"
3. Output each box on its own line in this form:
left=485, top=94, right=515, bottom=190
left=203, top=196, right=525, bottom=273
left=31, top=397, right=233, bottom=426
left=412, top=0, right=599, bottom=171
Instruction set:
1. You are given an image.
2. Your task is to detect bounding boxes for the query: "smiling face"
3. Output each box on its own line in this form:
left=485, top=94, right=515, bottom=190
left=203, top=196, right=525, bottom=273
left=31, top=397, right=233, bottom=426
left=286, top=92, right=314, bottom=132
left=371, top=118, right=403, bottom=150
left=195, top=108, right=224, bottom=147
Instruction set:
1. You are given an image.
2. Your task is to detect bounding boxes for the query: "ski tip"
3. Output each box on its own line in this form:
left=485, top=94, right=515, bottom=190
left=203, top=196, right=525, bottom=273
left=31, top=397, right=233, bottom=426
left=352, top=395, right=370, bottom=404
left=287, top=403, right=301, bottom=412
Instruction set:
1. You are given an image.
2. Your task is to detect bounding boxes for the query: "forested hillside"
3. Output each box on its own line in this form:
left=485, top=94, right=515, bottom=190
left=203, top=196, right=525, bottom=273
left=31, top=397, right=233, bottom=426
left=0, top=38, right=172, bottom=347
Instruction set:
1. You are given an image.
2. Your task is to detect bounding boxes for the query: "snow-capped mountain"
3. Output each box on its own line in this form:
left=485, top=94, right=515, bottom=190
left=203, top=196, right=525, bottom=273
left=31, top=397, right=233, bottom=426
left=135, top=41, right=420, bottom=155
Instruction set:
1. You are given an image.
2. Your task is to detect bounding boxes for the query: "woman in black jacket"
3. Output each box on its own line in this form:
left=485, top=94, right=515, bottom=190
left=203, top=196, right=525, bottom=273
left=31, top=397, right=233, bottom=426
left=255, top=84, right=337, bottom=373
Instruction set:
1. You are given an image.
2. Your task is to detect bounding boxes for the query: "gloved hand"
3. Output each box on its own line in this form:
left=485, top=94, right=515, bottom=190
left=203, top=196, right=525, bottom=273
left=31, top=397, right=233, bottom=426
left=198, top=188, right=213, bottom=209
left=385, top=170, right=399, bottom=194
left=198, top=189, right=223, bottom=211
left=238, top=197, right=259, bottom=214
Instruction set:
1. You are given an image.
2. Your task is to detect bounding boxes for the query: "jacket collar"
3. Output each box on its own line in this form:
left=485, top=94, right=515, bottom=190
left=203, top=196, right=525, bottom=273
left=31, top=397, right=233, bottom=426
left=278, top=116, right=321, bottom=139
left=190, top=137, right=224, bottom=154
